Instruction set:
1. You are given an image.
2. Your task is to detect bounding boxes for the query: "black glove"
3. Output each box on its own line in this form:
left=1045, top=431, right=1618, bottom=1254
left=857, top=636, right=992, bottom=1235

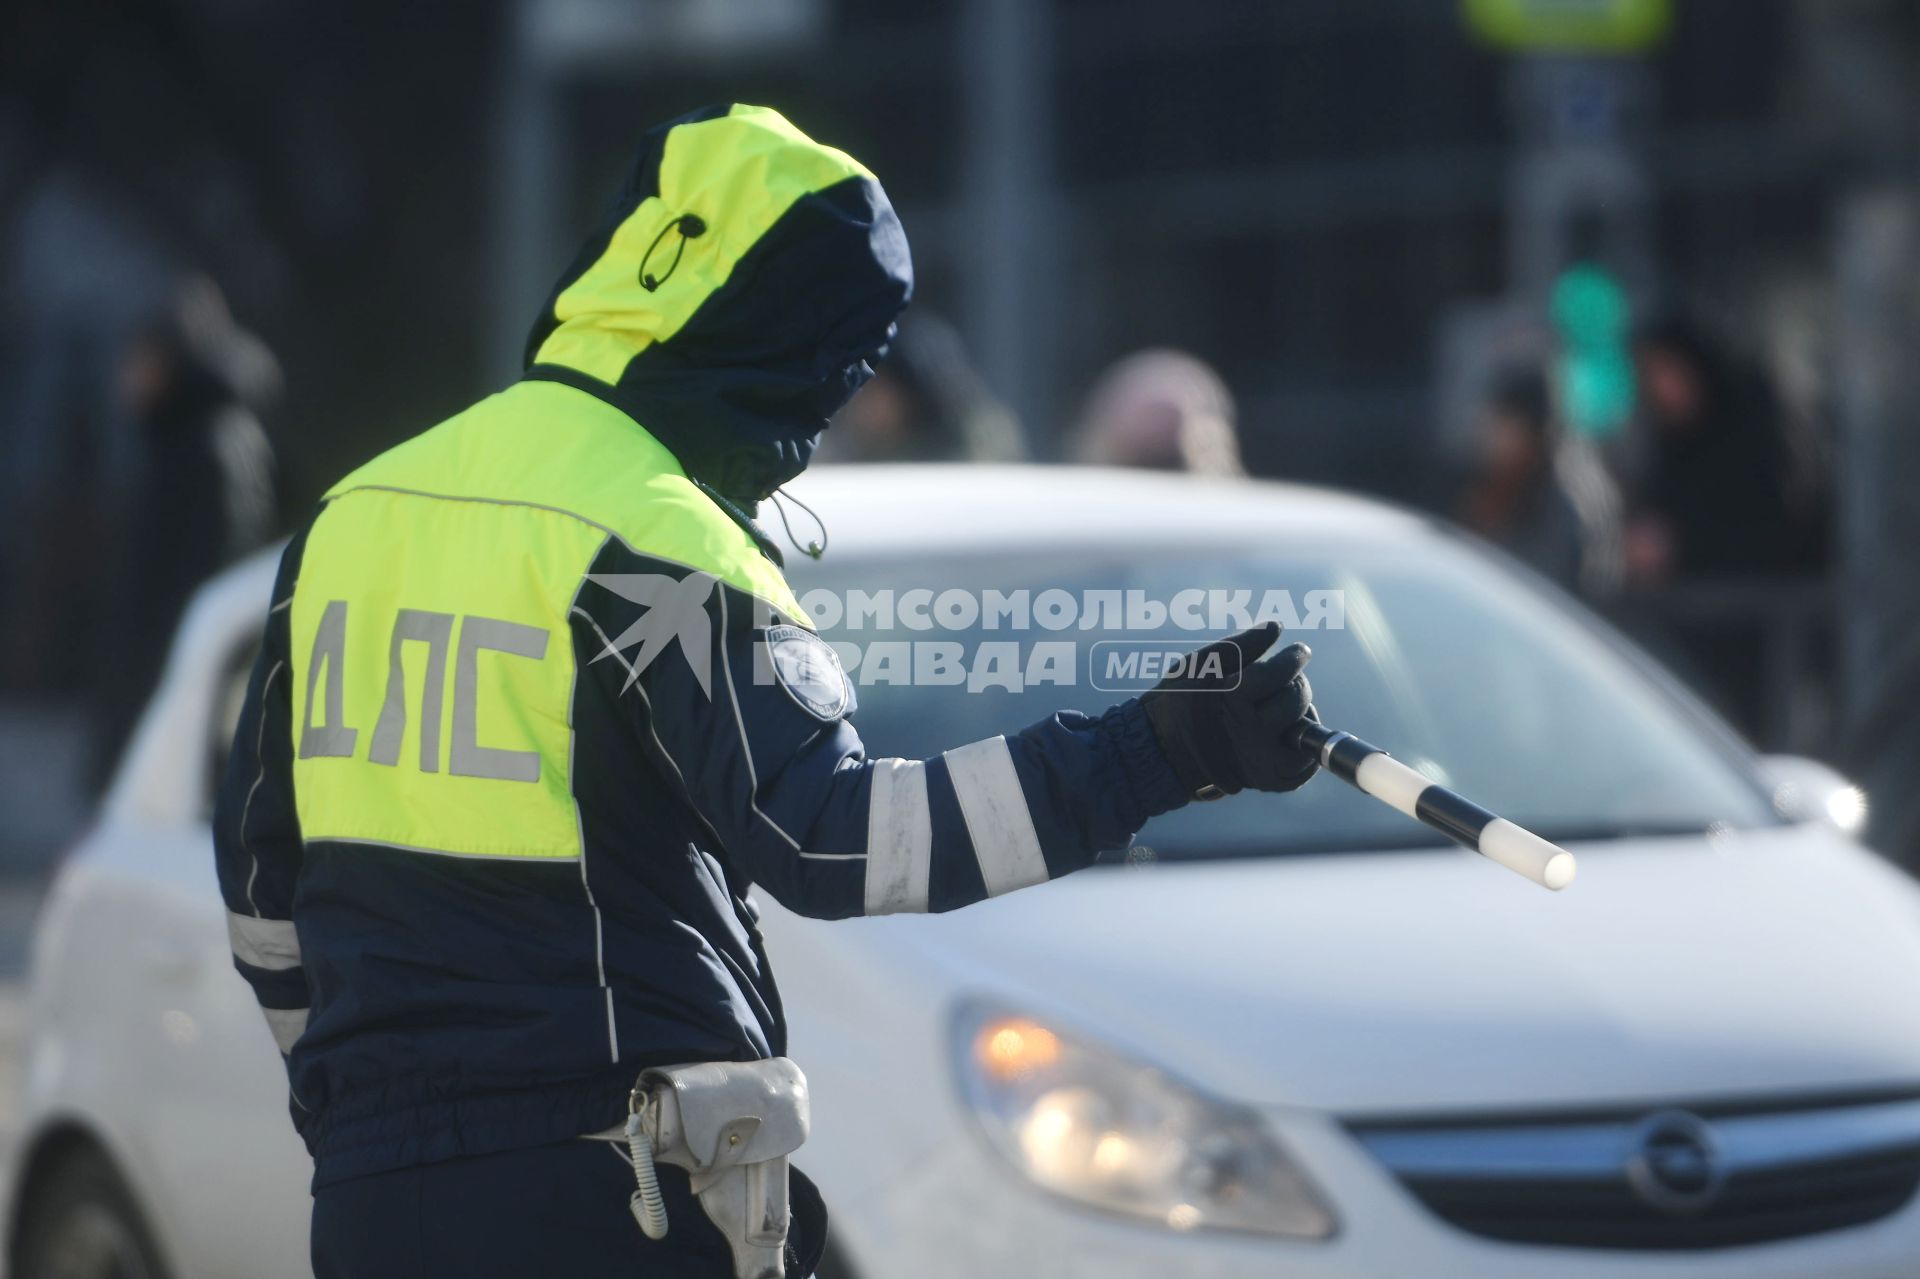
left=1140, top=622, right=1320, bottom=799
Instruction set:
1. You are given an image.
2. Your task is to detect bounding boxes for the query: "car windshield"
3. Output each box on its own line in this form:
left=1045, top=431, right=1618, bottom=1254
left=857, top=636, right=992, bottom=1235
left=788, top=536, right=1777, bottom=860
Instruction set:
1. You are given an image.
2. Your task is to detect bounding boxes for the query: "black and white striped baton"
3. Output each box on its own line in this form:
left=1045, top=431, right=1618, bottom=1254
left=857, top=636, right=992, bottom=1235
left=1291, top=721, right=1577, bottom=891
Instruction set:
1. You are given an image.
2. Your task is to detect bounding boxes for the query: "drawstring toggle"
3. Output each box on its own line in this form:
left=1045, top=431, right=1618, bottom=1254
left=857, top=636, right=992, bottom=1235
left=640, top=214, right=706, bottom=292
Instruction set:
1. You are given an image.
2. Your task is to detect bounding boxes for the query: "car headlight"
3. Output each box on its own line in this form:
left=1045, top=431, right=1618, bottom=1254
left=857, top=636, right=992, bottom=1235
left=951, top=1003, right=1335, bottom=1239
left=1826, top=784, right=1869, bottom=835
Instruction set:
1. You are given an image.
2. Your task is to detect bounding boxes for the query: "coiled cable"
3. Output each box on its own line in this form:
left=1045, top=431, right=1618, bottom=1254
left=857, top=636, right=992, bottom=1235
left=626, top=1110, right=669, bottom=1239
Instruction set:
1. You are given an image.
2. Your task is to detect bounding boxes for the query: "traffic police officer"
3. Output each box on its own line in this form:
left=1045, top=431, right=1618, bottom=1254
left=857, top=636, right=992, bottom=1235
left=213, top=105, right=1320, bottom=1277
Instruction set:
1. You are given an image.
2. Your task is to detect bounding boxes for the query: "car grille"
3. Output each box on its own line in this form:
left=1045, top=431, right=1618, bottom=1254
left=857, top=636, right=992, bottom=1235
left=1349, top=1091, right=1920, bottom=1250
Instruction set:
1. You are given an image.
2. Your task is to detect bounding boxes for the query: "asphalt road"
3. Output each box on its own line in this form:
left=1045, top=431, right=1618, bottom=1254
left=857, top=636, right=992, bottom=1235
left=0, top=701, right=83, bottom=1151
left=0, top=704, right=89, bottom=881
left=0, top=704, right=77, bottom=1278
left=0, top=883, right=41, bottom=1146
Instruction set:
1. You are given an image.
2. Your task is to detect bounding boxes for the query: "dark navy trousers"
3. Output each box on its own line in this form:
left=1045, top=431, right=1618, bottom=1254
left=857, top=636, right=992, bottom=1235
left=311, top=1139, right=754, bottom=1278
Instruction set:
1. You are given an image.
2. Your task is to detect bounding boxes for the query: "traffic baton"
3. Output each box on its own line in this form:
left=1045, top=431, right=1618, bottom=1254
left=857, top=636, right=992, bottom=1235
left=1291, top=721, right=1577, bottom=891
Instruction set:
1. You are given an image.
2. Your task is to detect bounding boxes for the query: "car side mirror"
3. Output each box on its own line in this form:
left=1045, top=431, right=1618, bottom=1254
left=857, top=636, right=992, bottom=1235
left=1756, top=755, right=1868, bottom=836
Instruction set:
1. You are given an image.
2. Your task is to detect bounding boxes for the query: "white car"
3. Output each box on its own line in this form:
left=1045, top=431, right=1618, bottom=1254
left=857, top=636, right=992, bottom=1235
left=9, top=466, right=1920, bottom=1279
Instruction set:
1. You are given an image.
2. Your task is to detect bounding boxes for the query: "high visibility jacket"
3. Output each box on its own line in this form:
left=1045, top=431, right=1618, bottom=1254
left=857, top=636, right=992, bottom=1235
left=212, top=105, right=1187, bottom=1191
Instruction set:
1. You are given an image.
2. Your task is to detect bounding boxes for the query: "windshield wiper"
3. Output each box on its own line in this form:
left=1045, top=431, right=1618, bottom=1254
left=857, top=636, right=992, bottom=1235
left=1528, top=820, right=1719, bottom=844
left=1120, top=820, right=1731, bottom=864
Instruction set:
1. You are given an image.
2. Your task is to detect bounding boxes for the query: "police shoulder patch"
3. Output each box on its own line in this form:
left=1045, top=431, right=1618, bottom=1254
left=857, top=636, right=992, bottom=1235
left=763, top=624, right=852, bottom=721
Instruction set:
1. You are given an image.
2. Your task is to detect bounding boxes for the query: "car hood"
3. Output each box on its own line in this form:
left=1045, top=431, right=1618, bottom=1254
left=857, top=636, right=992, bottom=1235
left=882, top=824, right=1920, bottom=1117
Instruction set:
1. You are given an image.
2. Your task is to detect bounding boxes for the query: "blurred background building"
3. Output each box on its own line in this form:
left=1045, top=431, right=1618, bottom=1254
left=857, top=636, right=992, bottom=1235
left=2, top=0, right=1919, bottom=865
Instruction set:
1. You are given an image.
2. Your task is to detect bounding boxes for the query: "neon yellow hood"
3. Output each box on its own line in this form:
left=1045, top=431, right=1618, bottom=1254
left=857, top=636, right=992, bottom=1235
left=523, top=104, right=913, bottom=503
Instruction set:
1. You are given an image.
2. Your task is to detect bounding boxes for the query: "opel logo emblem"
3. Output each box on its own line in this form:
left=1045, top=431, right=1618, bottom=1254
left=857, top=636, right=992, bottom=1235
left=1624, top=1109, right=1724, bottom=1214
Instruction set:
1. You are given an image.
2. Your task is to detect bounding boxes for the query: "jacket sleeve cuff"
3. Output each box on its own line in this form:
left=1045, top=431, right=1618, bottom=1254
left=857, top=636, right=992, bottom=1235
left=1097, top=698, right=1190, bottom=831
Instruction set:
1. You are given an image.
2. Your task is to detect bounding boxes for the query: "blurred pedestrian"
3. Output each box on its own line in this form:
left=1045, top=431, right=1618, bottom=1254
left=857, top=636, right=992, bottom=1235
left=1071, top=348, right=1243, bottom=476
left=1623, top=315, right=1829, bottom=585
left=818, top=313, right=1026, bottom=463
left=90, top=278, right=277, bottom=786
left=1456, top=364, right=1622, bottom=595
